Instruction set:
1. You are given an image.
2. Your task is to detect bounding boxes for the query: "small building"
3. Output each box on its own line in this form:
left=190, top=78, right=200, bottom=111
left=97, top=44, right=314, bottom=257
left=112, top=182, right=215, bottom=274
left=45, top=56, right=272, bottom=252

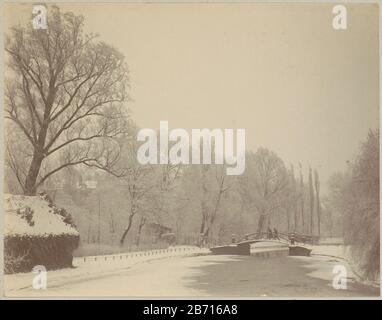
left=145, top=222, right=172, bottom=237
left=4, top=193, right=80, bottom=274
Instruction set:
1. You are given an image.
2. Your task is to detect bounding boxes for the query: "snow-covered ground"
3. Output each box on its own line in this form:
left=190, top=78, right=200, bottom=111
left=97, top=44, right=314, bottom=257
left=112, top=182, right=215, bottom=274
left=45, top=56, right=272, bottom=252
left=4, top=251, right=379, bottom=298
left=3, top=244, right=379, bottom=297
left=311, top=244, right=349, bottom=259
left=4, top=245, right=209, bottom=295
left=311, top=244, right=380, bottom=287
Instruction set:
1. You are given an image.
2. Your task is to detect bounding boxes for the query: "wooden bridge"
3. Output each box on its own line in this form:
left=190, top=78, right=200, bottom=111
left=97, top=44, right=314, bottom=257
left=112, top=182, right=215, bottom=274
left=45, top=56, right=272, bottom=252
left=210, top=232, right=318, bottom=257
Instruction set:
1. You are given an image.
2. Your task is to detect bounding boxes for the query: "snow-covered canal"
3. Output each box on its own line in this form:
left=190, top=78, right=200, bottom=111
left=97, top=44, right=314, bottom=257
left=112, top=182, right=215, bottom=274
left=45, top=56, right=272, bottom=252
left=4, top=253, right=379, bottom=297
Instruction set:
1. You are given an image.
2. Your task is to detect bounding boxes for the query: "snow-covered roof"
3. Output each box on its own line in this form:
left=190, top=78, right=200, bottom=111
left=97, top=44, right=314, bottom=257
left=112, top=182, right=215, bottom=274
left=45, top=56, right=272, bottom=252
left=4, top=194, right=79, bottom=238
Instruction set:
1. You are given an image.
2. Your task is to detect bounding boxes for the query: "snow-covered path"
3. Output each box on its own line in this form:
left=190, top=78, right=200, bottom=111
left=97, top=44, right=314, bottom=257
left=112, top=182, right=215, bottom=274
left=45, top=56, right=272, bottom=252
left=4, top=247, right=379, bottom=298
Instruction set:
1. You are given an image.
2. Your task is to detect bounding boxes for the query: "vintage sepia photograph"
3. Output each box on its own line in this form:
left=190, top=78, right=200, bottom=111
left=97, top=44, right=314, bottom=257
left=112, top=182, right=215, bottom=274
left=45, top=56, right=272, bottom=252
left=1, top=1, right=380, bottom=299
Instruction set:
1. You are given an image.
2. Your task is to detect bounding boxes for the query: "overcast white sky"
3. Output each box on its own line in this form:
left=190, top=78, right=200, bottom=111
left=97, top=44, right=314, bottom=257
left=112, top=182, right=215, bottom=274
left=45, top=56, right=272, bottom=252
left=4, top=3, right=379, bottom=193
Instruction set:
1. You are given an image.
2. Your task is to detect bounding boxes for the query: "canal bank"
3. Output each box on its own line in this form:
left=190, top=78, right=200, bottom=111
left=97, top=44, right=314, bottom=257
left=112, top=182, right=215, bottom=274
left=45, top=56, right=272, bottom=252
left=5, top=253, right=379, bottom=297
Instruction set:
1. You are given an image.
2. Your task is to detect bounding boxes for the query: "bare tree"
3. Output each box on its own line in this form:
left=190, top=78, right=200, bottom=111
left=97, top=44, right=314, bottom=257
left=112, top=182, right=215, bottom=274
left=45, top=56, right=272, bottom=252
left=308, top=167, right=315, bottom=234
left=201, top=165, right=230, bottom=244
left=199, top=165, right=209, bottom=242
left=135, top=216, right=147, bottom=247
left=117, top=136, right=162, bottom=246
left=250, top=148, right=288, bottom=235
left=299, top=163, right=305, bottom=233
left=119, top=164, right=155, bottom=246
left=5, top=6, right=130, bottom=195
left=288, top=164, right=298, bottom=232
left=134, top=162, right=180, bottom=247
left=314, top=169, right=321, bottom=236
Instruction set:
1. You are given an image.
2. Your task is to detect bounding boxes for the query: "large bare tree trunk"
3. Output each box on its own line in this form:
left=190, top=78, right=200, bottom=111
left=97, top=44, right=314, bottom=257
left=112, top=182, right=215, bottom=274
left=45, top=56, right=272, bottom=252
left=135, top=216, right=146, bottom=246
left=200, top=167, right=229, bottom=245
left=204, top=180, right=226, bottom=242
left=120, top=205, right=137, bottom=246
left=256, top=214, right=266, bottom=236
left=24, top=122, right=50, bottom=195
left=24, top=153, right=44, bottom=195
left=120, top=215, right=134, bottom=246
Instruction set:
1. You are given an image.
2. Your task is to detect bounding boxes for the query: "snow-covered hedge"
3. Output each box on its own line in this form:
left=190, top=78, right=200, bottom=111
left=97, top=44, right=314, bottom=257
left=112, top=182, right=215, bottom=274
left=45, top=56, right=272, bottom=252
left=4, top=193, right=78, bottom=237
left=4, top=193, right=80, bottom=274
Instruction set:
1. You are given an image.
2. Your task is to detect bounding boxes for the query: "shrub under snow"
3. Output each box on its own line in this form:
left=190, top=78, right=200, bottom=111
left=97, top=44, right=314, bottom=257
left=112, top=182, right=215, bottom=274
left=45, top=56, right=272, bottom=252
left=4, top=193, right=80, bottom=274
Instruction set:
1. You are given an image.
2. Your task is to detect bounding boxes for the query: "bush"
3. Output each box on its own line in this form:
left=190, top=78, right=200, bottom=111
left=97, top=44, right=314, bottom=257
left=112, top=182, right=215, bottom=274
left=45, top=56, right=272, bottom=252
left=4, top=234, right=79, bottom=274
left=4, top=248, right=30, bottom=274
left=341, top=130, right=379, bottom=280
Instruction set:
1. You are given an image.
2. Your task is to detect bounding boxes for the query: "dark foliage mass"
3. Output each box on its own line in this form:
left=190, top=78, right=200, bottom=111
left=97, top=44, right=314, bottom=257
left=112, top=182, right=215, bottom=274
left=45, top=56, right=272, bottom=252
left=4, top=234, right=79, bottom=274
left=344, top=130, right=379, bottom=279
left=327, top=130, right=379, bottom=279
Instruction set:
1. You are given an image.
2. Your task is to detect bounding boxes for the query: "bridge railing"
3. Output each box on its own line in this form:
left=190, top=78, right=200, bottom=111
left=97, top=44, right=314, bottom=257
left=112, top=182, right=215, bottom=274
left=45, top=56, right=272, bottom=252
left=75, top=246, right=209, bottom=265
left=237, top=232, right=320, bottom=245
